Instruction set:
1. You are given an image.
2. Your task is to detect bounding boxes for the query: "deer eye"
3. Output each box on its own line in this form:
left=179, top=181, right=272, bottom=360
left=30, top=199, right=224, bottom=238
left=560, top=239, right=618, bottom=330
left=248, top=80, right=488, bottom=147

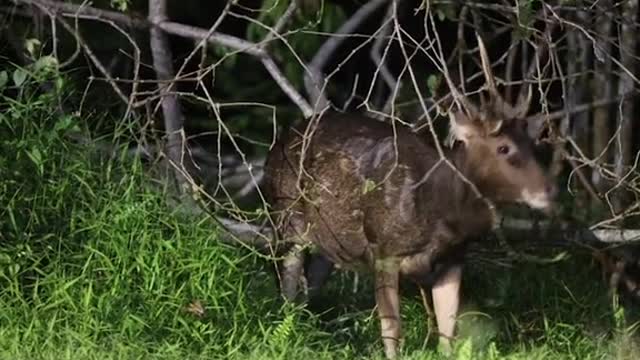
left=497, top=145, right=510, bottom=155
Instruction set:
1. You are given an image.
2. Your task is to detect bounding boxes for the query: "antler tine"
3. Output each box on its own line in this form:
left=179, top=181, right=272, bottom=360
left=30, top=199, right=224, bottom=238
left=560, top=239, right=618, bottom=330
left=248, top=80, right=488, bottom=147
left=508, top=82, right=533, bottom=119
left=477, top=33, right=530, bottom=122
left=441, top=69, right=480, bottom=118
left=476, top=33, right=509, bottom=134
left=509, top=32, right=554, bottom=120
left=476, top=34, right=501, bottom=99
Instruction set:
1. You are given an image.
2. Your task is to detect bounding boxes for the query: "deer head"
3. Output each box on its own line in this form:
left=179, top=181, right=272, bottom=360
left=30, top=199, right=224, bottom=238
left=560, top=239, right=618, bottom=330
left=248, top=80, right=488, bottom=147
left=446, top=34, right=556, bottom=212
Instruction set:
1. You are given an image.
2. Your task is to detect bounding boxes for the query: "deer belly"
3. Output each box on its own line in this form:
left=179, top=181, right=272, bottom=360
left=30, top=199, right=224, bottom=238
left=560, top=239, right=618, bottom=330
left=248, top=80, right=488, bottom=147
left=303, top=202, right=372, bottom=269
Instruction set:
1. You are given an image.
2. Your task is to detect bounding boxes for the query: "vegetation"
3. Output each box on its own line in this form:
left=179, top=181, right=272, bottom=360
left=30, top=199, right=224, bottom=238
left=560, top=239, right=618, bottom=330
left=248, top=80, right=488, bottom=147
left=1, top=64, right=638, bottom=360
left=2, top=0, right=640, bottom=358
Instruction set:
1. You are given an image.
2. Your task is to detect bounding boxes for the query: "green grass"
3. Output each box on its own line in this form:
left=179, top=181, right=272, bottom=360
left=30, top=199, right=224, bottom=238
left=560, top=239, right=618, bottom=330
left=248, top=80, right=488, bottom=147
left=1, top=65, right=639, bottom=359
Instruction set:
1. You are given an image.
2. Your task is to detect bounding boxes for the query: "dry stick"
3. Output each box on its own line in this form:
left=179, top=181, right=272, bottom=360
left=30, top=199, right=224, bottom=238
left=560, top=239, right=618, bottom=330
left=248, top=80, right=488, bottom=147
left=171, top=0, right=236, bottom=110
left=304, top=0, right=389, bottom=111
left=210, top=212, right=640, bottom=249
left=525, top=92, right=635, bottom=123
left=563, top=149, right=602, bottom=204
left=456, top=6, right=469, bottom=95
left=168, top=20, right=314, bottom=119
left=32, top=4, right=141, bottom=122
left=368, top=0, right=398, bottom=111
left=262, top=0, right=298, bottom=45
left=68, top=12, right=142, bottom=122
left=48, top=12, right=128, bottom=104
left=47, top=13, right=81, bottom=68
left=545, top=3, right=640, bottom=86
left=12, top=0, right=313, bottom=118
left=565, top=12, right=591, bottom=207
left=544, top=4, right=640, bottom=209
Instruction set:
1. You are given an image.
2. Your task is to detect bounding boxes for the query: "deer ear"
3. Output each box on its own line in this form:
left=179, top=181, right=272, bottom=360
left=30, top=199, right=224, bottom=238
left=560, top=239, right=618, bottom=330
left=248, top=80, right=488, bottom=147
left=525, top=117, right=546, bottom=140
left=449, top=111, right=480, bottom=144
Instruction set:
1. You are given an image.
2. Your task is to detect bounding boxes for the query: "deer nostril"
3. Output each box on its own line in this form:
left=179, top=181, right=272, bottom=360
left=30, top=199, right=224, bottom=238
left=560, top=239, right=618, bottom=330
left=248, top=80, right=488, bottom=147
left=546, top=183, right=558, bottom=198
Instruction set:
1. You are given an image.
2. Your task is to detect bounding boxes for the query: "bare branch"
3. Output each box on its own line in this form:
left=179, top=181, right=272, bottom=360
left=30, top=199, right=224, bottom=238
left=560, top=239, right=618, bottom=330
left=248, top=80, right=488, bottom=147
left=148, top=0, right=194, bottom=192
left=304, top=0, right=388, bottom=111
left=12, top=0, right=313, bottom=118
left=369, top=1, right=398, bottom=111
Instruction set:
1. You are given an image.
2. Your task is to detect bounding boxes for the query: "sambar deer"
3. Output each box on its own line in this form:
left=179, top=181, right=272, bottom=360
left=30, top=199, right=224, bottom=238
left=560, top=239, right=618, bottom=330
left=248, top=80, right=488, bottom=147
left=263, top=35, right=557, bottom=358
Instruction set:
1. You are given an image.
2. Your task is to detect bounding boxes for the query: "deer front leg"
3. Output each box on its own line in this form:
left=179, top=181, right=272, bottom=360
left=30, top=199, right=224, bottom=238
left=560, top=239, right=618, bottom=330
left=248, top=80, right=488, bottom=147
left=432, top=264, right=462, bottom=352
left=375, top=259, right=402, bottom=359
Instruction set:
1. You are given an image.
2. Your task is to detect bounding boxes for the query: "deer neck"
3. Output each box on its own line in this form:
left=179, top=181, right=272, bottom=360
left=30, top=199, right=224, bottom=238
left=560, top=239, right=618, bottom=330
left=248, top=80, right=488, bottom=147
left=445, top=142, right=498, bottom=227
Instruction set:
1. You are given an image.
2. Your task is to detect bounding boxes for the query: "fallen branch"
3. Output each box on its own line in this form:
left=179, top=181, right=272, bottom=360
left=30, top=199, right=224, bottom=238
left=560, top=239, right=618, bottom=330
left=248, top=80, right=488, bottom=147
left=500, top=217, right=640, bottom=244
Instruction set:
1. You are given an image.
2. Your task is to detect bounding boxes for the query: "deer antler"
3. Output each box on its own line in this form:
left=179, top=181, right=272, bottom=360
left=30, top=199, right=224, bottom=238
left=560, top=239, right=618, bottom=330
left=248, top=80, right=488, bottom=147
left=476, top=34, right=532, bottom=123
left=440, top=66, right=480, bottom=120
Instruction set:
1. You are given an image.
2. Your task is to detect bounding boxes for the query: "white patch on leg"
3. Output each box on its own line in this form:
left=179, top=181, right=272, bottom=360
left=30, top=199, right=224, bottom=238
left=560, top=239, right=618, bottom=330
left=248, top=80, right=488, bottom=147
left=432, top=265, right=462, bottom=351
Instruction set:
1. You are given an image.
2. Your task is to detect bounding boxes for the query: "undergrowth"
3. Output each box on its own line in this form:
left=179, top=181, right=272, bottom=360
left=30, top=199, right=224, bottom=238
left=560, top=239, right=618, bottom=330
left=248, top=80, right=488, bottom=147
left=1, top=64, right=638, bottom=359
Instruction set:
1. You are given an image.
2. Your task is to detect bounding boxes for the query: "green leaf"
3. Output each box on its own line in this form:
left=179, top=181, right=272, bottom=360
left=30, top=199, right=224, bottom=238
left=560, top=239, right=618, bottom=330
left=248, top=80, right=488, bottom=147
left=362, top=179, right=377, bottom=194
left=0, top=71, right=8, bottom=90
left=427, top=74, right=441, bottom=95
left=110, top=0, right=129, bottom=12
left=54, top=115, right=77, bottom=133
left=26, top=147, right=44, bottom=176
left=33, top=55, right=59, bottom=74
left=55, top=77, right=65, bottom=92
left=12, top=68, right=28, bottom=87
left=455, top=337, right=473, bottom=360
left=486, top=342, right=500, bottom=360
left=24, top=38, right=41, bottom=58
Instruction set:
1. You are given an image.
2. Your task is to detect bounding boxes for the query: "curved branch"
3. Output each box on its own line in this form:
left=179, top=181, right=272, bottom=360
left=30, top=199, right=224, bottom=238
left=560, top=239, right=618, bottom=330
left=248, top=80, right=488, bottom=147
left=304, top=0, right=388, bottom=111
left=11, top=0, right=313, bottom=118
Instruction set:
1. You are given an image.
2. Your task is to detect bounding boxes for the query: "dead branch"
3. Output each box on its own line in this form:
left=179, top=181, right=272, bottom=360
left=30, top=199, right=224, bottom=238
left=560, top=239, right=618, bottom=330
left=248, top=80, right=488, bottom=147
left=10, top=0, right=313, bottom=118
left=525, top=92, right=635, bottom=124
left=500, top=218, right=640, bottom=244
left=369, top=0, right=398, bottom=111
left=304, top=0, right=388, bottom=111
left=148, top=0, right=194, bottom=192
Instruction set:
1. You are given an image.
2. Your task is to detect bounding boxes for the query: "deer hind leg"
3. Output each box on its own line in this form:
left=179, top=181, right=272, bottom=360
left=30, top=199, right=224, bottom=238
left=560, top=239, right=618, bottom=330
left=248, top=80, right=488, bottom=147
left=305, top=252, right=334, bottom=298
left=432, top=264, right=462, bottom=352
left=280, top=243, right=307, bottom=301
left=277, top=213, right=312, bottom=302
left=375, top=258, right=402, bottom=359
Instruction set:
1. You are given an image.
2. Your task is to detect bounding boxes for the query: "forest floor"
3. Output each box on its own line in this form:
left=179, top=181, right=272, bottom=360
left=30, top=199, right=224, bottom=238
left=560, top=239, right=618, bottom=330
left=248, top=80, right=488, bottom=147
left=2, top=76, right=639, bottom=360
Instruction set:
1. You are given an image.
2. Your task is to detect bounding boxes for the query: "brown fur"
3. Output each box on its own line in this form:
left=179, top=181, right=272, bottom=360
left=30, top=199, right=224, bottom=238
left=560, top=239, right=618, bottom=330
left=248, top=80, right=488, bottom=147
left=263, top=36, right=557, bottom=359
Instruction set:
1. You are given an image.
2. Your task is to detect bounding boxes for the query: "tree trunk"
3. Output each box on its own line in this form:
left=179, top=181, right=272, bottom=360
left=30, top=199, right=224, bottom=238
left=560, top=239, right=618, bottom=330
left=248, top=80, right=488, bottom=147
left=148, top=0, right=194, bottom=194
left=591, top=0, right=614, bottom=194
left=614, top=0, right=638, bottom=212
left=569, top=4, right=594, bottom=213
